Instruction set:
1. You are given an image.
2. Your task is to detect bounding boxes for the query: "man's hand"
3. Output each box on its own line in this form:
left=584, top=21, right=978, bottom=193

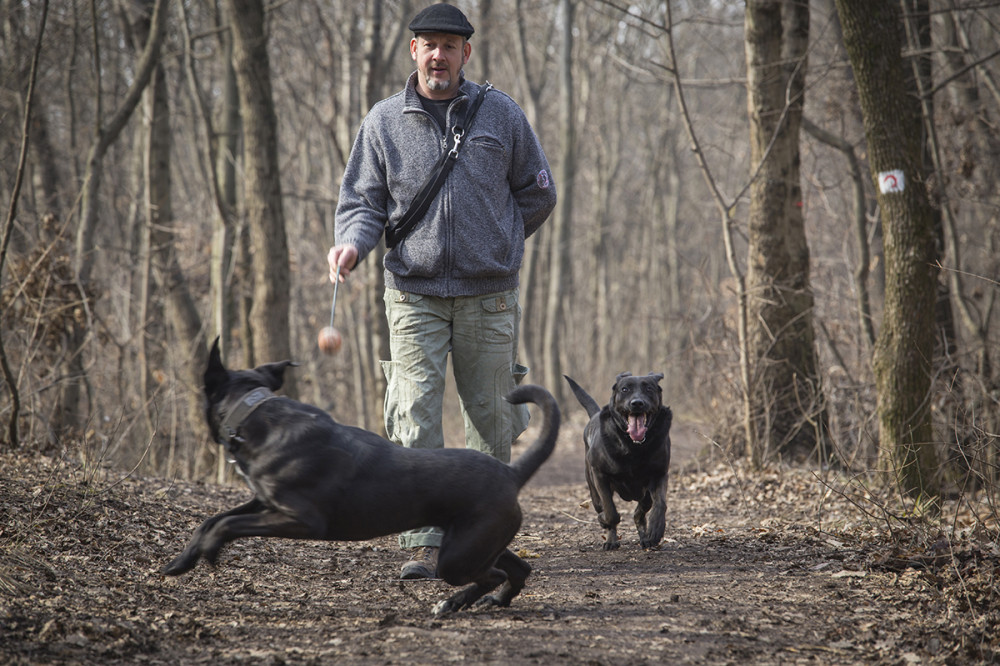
left=328, top=245, right=359, bottom=283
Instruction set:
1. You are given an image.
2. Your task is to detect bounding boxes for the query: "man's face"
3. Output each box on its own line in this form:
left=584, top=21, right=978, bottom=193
left=410, top=33, right=471, bottom=99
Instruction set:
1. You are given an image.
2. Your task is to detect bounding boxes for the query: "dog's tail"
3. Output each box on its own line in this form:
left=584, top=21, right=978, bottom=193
left=563, top=375, right=601, bottom=418
left=506, top=385, right=561, bottom=488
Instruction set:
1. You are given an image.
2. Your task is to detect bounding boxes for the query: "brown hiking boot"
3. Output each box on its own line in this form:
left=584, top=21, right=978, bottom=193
left=400, top=546, right=439, bottom=580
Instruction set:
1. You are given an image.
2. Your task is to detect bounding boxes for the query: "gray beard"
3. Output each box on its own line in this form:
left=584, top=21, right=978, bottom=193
left=424, top=68, right=464, bottom=92
left=426, top=78, right=451, bottom=91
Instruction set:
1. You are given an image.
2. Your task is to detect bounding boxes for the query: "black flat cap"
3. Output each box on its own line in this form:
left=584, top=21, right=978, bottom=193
left=409, top=3, right=475, bottom=39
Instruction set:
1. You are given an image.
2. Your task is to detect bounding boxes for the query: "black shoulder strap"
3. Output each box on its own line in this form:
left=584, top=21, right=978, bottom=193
left=385, top=82, right=492, bottom=249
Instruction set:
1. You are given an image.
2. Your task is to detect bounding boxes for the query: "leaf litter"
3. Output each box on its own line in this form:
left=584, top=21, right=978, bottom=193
left=1, top=441, right=997, bottom=664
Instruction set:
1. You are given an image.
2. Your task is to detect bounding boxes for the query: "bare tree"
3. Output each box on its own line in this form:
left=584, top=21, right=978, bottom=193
left=540, top=0, right=575, bottom=398
left=934, top=4, right=1000, bottom=380
left=223, top=0, right=294, bottom=394
left=0, top=0, right=49, bottom=447
left=743, top=0, right=828, bottom=464
left=57, top=0, right=168, bottom=437
left=7, top=0, right=1000, bottom=485
left=179, top=0, right=241, bottom=363
left=834, top=0, right=940, bottom=498
left=131, top=0, right=205, bottom=475
left=513, top=0, right=555, bottom=379
left=355, top=0, right=410, bottom=434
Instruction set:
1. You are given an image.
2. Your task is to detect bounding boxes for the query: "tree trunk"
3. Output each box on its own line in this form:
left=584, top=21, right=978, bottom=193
left=59, top=0, right=168, bottom=437
left=542, top=0, right=574, bottom=400
left=901, top=0, right=958, bottom=373
left=477, top=0, right=492, bottom=83
left=744, top=0, right=828, bottom=464
left=937, top=6, right=999, bottom=379
left=514, top=0, right=553, bottom=378
left=213, top=30, right=241, bottom=363
left=0, top=0, right=49, bottom=448
left=653, top=121, right=682, bottom=363
left=179, top=0, right=240, bottom=480
left=224, top=0, right=294, bottom=395
left=143, top=44, right=205, bottom=478
left=834, top=0, right=940, bottom=498
left=352, top=0, right=406, bottom=434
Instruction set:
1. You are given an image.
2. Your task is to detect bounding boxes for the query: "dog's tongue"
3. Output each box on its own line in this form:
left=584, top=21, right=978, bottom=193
left=628, top=415, right=648, bottom=442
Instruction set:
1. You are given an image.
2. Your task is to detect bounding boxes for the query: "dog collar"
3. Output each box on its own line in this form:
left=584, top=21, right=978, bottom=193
left=220, top=387, right=277, bottom=442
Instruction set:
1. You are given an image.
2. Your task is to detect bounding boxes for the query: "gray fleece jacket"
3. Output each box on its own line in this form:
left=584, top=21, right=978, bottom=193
left=335, top=72, right=557, bottom=298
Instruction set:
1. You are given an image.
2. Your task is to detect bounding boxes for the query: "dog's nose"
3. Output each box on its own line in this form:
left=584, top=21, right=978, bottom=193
left=630, top=399, right=645, bottom=410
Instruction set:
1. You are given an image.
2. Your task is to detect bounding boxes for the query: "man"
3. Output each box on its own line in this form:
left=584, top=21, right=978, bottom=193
left=327, top=3, right=556, bottom=580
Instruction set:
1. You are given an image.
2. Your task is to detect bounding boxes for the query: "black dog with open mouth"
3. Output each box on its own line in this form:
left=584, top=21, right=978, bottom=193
left=564, top=372, right=672, bottom=550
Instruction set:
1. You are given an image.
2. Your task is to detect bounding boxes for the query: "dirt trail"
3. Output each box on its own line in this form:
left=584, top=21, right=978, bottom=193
left=1, top=417, right=996, bottom=664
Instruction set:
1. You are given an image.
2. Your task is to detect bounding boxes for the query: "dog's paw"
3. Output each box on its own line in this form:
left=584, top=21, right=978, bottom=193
left=640, top=532, right=665, bottom=549
left=432, top=599, right=458, bottom=617
left=640, top=527, right=665, bottom=550
left=162, top=553, right=197, bottom=576
left=602, top=541, right=621, bottom=551
left=474, top=594, right=510, bottom=610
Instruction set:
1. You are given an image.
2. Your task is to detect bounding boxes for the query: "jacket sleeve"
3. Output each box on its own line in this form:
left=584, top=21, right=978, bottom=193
left=334, top=116, right=389, bottom=264
left=509, top=110, right=557, bottom=239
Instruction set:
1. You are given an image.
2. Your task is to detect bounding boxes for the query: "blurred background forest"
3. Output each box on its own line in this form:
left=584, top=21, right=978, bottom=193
left=1, top=0, right=997, bottom=505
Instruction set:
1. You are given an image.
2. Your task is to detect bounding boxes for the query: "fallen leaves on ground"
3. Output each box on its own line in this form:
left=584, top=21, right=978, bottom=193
left=1, top=451, right=997, bottom=664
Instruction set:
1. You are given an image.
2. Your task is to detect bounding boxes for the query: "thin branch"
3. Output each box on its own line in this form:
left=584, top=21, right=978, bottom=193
left=75, top=0, right=169, bottom=279
left=1, top=0, right=50, bottom=448
left=922, top=46, right=1000, bottom=99
left=801, top=116, right=876, bottom=348
left=660, top=0, right=754, bottom=458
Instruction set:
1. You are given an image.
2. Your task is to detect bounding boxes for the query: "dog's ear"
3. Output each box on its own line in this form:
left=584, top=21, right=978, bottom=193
left=613, top=371, right=632, bottom=389
left=253, top=360, right=299, bottom=391
left=648, top=372, right=664, bottom=384
left=204, top=337, right=228, bottom=397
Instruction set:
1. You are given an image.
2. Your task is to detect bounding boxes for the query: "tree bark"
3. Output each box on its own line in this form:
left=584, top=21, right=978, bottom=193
left=214, top=32, right=241, bottom=363
left=1, top=0, right=49, bottom=448
left=514, top=0, right=554, bottom=377
left=542, top=0, right=574, bottom=400
left=744, top=0, right=828, bottom=464
left=834, top=0, right=940, bottom=498
left=936, top=7, right=999, bottom=379
left=901, top=0, right=958, bottom=372
left=224, top=0, right=294, bottom=394
left=140, top=18, right=205, bottom=478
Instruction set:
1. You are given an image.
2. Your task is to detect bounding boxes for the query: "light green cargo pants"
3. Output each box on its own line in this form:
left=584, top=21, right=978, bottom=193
left=381, top=287, right=529, bottom=549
